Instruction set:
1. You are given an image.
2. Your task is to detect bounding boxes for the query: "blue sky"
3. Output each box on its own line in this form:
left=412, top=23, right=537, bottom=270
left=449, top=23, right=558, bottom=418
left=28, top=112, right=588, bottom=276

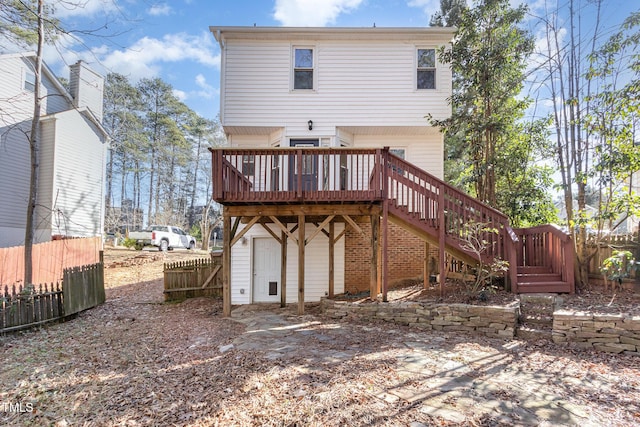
left=3, top=0, right=638, bottom=121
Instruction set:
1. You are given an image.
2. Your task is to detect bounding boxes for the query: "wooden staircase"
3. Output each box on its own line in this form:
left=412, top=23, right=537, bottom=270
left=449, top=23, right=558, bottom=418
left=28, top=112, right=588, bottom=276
left=517, top=266, right=568, bottom=293
left=380, top=153, right=575, bottom=293
left=211, top=147, right=576, bottom=294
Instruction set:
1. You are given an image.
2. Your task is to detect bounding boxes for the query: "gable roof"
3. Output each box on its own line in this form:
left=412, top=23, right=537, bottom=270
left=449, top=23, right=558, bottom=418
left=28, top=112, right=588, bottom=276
left=0, top=52, right=109, bottom=140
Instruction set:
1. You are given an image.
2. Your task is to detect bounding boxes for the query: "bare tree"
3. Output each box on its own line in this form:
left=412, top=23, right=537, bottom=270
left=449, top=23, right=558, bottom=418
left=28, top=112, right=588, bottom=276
left=534, top=0, right=605, bottom=286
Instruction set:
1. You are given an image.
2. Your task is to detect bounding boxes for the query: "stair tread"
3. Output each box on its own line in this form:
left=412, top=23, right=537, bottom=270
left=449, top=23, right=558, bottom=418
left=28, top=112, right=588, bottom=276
left=518, top=281, right=568, bottom=286
left=517, top=274, right=563, bottom=283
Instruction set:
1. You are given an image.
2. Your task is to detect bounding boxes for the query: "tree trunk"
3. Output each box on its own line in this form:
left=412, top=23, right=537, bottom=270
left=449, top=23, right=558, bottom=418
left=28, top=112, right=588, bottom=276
left=24, top=0, right=45, bottom=286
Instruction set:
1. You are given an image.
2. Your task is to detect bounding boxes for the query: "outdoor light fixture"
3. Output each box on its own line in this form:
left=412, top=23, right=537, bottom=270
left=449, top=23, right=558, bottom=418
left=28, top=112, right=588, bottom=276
left=308, top=120, right=313, bottom=130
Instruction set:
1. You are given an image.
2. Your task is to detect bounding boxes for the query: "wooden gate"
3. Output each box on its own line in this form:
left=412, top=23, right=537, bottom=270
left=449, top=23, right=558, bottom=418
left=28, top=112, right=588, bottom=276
left=163, top=253, right=223, bottom=301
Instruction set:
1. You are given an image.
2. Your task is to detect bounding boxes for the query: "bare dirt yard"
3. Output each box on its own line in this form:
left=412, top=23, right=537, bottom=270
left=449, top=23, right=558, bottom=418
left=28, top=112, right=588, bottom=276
left=1, top=247, right=640, bottom=426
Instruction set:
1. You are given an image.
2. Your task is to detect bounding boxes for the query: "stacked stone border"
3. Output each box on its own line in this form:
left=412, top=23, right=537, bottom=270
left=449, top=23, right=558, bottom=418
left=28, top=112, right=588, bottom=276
left=553, top=311, right=640, bottom=355
left=321, top=299, right=518, bottom=339
left=321, top=298, right=640, bottom=355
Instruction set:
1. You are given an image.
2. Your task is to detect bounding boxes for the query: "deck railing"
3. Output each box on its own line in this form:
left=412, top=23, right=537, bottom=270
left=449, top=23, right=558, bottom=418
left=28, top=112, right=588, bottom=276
left=213, top=147, right=384, bottom=204
left=211, top=147, right=514, bottom=264
left=384, top=154, right=512, bottom=263
left=212, top=147, right=580, bottom=291
left=513, top=224, right=575, bottom=292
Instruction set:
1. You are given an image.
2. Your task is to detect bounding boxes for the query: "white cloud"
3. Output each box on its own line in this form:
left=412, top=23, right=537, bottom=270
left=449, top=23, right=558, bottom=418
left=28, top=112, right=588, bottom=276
left=273, top=0, right=364, bottom=26
left=194, top=74, right=216, bottom=99
left=53, top=0, right=120, bottom=19
left=406, top=0, right=442, bottom=16
left=97, top=32, right=220, bottom=81
left=148, top=4, right=172, bottom=16
left=173, top=89, right=187, bottom=101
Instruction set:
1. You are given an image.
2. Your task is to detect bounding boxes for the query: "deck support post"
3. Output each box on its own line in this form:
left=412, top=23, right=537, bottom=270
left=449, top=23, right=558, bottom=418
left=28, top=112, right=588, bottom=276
left=438, top=190, right=446, bottom=297
left=329, top=221, right=335, bottom=298
left=424, top=241, right=431, bottom=290
left=370, top=212, right=380, bottom=301
left=281, top=230, right=287, bottom=307
left=298, top=214, right=305, bottom=315
left=381, top=201, right=389, bottom=302
left=222, top=214, right=232, bottom=317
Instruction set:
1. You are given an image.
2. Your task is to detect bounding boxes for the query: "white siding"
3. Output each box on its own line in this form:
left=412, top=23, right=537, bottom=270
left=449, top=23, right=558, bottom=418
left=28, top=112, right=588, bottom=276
left=230, top=222, right=345, bottom=304
left=353, top=133, right=444, bottom=179
left=228, top=134, right=271, bottom=147
left=0, top=54, right=75, bottom=246
left=221, top=38, right=452, bottom=129
left=36, top=118, right=57, bottom=239
left=69, top=61, right=104, bottom=122
left=0, top=127, right=31, bottom=231
left=48, top=110, right=106, bottom=237
left=215, top=29, right=451, bottom=303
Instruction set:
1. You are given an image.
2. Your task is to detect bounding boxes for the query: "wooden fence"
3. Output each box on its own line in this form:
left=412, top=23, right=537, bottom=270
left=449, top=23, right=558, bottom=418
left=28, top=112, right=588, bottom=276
left=1, top=283, right=64, bottom=333
left=587, top=234, right=639, bottom=281
left=164, top=253, right=222, bottom=301
left=63, top=261, right=106, bottom=316
left=0, top=237, right=101, bottom=286
left=1, top=258, right=105, bottom=333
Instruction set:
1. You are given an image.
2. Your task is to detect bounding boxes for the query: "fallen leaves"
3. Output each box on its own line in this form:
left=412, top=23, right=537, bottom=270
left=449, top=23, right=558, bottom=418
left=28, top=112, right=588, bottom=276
left=0, top=248, right=639, bottom=426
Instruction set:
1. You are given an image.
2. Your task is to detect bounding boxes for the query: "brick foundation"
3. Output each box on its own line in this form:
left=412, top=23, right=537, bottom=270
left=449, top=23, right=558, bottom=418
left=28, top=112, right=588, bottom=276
left=344, top=222, right=439, bottom=294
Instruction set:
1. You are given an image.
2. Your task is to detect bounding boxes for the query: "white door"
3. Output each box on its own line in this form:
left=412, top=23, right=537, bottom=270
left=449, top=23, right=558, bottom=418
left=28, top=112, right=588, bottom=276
left=253, top=238, right=281, bottom=302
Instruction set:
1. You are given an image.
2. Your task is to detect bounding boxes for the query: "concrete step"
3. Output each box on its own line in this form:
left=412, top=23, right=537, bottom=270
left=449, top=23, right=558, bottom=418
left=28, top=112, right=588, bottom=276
left=519, top=313, right=554, bottom=326
left=516, top=324, right=553, bottom=341
left=519, top=293, right=559, bottom=305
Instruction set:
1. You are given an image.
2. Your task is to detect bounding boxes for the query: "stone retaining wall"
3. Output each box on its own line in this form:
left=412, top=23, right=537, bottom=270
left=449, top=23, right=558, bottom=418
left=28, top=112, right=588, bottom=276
left=552, top=311, right=640, bottom=354
left=321, top=299, right=640, bottom=355
left=321, top=298, right=518, bottom=339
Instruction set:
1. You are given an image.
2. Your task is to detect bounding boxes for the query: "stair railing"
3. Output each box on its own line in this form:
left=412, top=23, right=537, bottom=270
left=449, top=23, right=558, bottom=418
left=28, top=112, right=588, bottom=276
left=513, top=225, right=575, bottom=292
left=381, top=149, right=512, bottom=264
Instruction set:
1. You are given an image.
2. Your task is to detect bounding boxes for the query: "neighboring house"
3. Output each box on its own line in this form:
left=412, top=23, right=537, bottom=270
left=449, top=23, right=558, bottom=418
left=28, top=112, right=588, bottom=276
left=210, top=26, right=573, bottom=315
left=0, top=53, right=108, bottom=248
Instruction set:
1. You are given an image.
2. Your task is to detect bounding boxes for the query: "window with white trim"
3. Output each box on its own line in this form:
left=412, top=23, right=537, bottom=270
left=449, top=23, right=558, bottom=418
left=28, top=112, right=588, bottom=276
left=293, top=47, right=314, bottom=90
left=24, top=70, right=36, bottom=92
left=417, top=48, right=436, bottom=89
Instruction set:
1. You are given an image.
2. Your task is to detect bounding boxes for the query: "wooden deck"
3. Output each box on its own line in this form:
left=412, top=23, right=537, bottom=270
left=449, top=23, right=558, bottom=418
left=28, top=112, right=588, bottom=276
left=211, top=147, right=575, bottom=315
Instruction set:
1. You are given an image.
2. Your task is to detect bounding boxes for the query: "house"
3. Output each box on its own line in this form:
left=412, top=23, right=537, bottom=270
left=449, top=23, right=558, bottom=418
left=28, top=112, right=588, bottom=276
left=0, top=53, right=108, bottom=248
left=209, top=26, right=575, bottom=315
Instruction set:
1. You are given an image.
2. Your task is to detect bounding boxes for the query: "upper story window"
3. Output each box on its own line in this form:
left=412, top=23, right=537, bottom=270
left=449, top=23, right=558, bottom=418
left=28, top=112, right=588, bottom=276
left=293, top=47, right=314, bottom=90
left=242, top=155, right=255, bottom=175
left=24, top=70, right=36, bottom=92
left=417, top=48, right=436, bottom=90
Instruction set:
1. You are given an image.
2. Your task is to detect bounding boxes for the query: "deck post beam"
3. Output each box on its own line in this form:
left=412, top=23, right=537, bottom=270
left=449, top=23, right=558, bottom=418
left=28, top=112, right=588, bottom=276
left=298, top=213, right=305, bottom=315
left=382, top=201, right=389, bottom=302
left=230, top=215, right=261, bottom=246
left=222, top=213, right=232, bottom=317
left=281, top=230, right=287, bottom=308
left=438, top=190, right=447, bottom=297
left=329, top=221, right=335, bottom=298
left=370, top=212, right=380, bottom=301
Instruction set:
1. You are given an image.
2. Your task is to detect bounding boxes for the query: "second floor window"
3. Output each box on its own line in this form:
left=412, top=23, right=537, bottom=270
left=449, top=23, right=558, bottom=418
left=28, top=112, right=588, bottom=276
left=417, top=49, right=436, bottom=89
left=24, top=70, right=36, bottom=92
left=294, top=48, right=314, bottom=90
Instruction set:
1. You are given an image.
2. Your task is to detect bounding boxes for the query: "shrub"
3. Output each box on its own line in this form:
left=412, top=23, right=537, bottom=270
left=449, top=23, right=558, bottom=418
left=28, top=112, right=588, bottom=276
left=458, top=221, right=509, bottom=299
